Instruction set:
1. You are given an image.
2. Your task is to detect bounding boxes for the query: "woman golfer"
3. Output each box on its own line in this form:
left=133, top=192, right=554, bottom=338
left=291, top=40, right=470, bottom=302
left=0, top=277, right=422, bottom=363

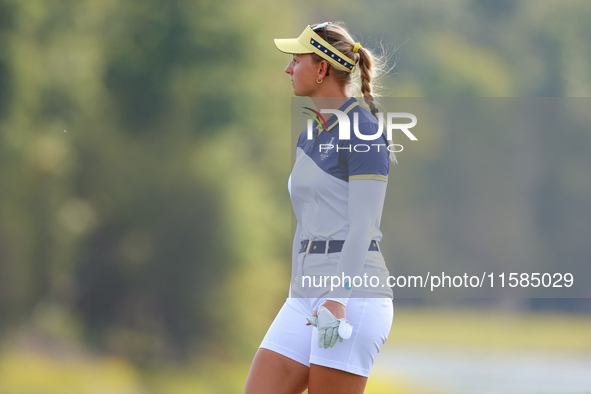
left=245, top=22, right=394, bottom=394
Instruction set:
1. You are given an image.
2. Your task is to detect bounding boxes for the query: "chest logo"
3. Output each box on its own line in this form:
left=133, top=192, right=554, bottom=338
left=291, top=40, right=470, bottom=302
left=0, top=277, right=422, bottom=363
left=320, top=137, right=335, bottom=160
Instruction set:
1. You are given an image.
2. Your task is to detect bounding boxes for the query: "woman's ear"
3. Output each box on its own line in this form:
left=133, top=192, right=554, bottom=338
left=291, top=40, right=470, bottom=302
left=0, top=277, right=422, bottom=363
left=318, top=60, right=330, bottom=79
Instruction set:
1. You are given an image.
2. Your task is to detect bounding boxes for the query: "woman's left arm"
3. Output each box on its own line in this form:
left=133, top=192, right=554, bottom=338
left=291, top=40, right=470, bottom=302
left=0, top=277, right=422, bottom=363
left=317, top=178, right=388, bottom=319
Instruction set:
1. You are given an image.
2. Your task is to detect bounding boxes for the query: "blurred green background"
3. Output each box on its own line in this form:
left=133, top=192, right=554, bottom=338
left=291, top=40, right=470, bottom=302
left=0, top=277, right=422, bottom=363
left=1, top=0, right=590, bottom=393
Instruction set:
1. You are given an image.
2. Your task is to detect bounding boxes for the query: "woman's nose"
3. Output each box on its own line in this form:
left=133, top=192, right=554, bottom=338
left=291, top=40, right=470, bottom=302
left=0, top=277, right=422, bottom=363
left=285, top=61, right=293, bottom=74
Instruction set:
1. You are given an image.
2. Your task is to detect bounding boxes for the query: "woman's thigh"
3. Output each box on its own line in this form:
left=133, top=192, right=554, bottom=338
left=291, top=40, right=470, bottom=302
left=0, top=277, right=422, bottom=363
left=308, top=364, right=367, bottom=394
left=244, top=348, right=309, bottom=394
left=245, top=298, right=313, bottom=393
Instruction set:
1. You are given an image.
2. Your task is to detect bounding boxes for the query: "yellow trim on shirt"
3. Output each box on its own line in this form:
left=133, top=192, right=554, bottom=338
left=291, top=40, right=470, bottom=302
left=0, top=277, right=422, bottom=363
left=326, top=101, right=360, bottom=133
left=349, top=174, right=388, bottom=182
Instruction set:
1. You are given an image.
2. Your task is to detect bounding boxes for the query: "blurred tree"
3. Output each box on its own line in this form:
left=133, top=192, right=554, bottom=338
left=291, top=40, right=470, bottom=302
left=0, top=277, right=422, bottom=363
left=0, top=0, right=296, bottom=364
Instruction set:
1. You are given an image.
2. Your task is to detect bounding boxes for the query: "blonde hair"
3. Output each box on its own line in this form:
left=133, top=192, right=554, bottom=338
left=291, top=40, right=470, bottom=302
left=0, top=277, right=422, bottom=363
left=310, top=22, right=397, bottom=163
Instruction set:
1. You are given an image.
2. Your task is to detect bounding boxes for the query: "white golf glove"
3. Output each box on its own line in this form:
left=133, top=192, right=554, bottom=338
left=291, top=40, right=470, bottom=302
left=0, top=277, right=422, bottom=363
left=306, top=306, right=354, bottom=349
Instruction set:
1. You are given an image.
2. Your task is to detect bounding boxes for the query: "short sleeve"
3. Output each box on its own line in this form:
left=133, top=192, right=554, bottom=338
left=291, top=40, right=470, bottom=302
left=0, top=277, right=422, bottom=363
left=342, top=120, right=390, bottom=182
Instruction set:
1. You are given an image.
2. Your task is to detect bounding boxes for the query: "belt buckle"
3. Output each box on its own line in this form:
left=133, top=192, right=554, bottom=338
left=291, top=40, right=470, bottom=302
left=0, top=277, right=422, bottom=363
left=305, top=239, right=313, bottom=254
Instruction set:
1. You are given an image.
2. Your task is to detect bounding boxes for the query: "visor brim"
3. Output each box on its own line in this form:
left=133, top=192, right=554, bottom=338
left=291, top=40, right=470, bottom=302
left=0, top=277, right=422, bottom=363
left=274, top=38, right=312, bottom=54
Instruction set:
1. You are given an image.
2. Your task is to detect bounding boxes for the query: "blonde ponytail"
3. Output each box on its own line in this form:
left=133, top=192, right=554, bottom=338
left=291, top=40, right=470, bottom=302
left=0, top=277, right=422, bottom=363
left=357, top=46, right=397, bottom=164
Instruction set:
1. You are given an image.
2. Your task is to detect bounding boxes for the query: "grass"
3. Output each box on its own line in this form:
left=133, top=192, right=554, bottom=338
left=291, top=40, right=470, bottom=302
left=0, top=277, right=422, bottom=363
left=388, top=305, right=591, bottom=353
left=1, top=307, right=589, bottom=393
left=0, top=349, right=141, bottom=393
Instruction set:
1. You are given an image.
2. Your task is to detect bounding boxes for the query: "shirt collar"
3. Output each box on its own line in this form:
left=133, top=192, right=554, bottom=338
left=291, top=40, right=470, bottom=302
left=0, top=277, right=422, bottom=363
left=320, top=97, right=360, bottom=134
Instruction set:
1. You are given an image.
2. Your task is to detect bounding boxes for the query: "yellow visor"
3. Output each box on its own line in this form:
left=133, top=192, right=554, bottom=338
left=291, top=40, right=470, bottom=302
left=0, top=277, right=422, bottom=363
left=274, top=26, right=357, bottom=73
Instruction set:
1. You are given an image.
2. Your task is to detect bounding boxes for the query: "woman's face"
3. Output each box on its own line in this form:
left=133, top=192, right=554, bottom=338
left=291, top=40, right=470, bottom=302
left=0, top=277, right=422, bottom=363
left=285, top=54, right=320, bottom=96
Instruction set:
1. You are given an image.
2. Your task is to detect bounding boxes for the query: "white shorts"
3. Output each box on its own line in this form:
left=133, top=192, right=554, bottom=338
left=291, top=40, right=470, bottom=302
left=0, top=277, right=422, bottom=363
left=259, top=296, right=394, bottom=377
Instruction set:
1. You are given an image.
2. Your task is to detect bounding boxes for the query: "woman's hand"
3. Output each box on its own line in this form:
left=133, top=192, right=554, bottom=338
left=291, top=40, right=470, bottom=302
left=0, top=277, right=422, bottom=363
left=311, top=300, right=346, bottom=320
left=307, top=300, right=352, bottom=348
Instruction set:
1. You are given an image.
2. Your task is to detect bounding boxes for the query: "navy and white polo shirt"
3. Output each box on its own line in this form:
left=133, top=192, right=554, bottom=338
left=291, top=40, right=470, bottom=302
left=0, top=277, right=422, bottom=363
left=289, top=97, right=390, bottom=242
